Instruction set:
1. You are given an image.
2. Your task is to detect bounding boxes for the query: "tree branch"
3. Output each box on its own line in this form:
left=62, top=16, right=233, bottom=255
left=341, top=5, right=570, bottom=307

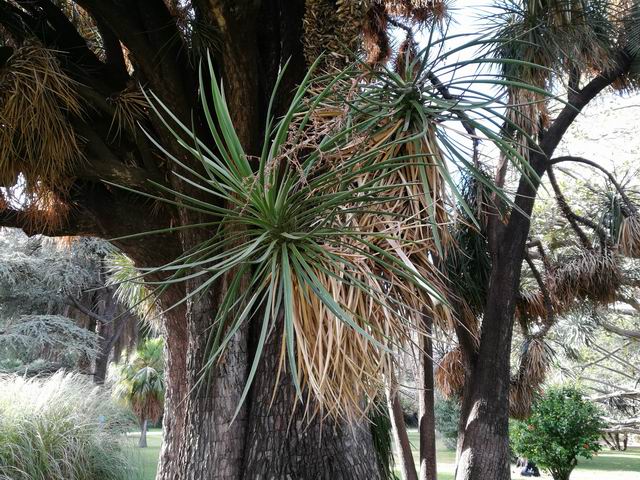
left=550, top=156, right=637, bottom=214
left=67, top=296, right=108, bottom=324
left=599, top=319, right=640, bottom=340
left=0, top=207, right=98, bottom=237
left=540, top=52, right=633, bottom=157
left=547, top=165, right=607, bottom=249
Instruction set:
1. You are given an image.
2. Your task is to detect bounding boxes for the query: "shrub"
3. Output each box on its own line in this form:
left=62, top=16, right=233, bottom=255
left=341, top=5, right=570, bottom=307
left=511, top=385, right=605, bottom=480
left=0, top=371, right=141, bottom=480
left=435, top=395, right=460, bottom=450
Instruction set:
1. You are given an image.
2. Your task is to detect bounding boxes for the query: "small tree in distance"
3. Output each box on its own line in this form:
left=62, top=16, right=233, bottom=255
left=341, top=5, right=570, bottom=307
left=114, top=338, right=165, bottom=448
left=511, top=386, right=605, bottom=480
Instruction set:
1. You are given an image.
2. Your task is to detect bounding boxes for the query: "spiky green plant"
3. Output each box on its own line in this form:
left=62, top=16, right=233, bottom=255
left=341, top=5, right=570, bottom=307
left=106, top=252, right=160, bottom=329
left=112, top=29, right=551, bottom=419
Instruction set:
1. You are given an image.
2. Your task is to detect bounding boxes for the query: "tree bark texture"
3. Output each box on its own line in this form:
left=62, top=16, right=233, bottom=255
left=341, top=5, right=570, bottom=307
left=93, top=289, right=118, bottom=384
left=243, top=328, right=381, bottom=480
left=418, top=315, right=437, bottom=480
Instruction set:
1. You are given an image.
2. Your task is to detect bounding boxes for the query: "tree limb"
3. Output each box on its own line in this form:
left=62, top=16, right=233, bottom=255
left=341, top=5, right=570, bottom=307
left=599, top=319, right=640, bottom=339
left=550, top=156, right=637, bottom=214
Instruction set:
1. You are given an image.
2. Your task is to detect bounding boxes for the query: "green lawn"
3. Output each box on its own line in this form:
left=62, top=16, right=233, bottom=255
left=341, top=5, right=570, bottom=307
left=125, top=429, right=162, bottom=480
left=127, top=428, right=640, bottom=480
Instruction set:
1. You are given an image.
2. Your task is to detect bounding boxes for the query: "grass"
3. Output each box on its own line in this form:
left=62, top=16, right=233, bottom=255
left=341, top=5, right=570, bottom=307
left=129, top=428, right=640, bottom=480
left=0, top=372, right=140, bottom=480
left=126, top=429, right=162, bottom=480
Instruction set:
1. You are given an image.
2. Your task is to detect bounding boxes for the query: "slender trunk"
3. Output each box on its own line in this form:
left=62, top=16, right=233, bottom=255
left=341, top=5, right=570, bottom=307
left=139, top=419, right=148, bottom=448
left=93, top=291, right=117, bottom=384
left=243, top=330, right=381, bottom=479
left=387, top=370, right=418, bottom=480
left=418, top=314, right=437, bottom=480
left=454, top=223, right=533, bottom=480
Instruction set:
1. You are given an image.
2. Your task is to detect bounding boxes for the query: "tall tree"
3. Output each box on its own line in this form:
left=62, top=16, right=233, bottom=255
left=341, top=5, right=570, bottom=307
left=1, top=2, right=639, bottom=480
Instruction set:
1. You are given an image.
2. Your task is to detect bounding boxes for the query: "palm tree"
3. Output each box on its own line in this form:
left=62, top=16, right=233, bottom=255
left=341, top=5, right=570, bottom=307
left=114, top=338, right=164, bottom=448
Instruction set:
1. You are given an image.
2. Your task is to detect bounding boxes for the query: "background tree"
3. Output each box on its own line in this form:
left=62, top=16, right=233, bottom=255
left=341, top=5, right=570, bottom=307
left=0, top=229, right=139, bottom=380
left=511, top=386, right=605, bottom=480
left=115, top=337, right=165, bottom=448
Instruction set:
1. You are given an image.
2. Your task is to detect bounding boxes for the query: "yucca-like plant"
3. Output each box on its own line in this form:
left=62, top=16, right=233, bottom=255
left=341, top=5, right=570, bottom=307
left=114, top=338, right=164, bottom=448
left=106, top=252, right=160, bottom=328
left=113, top=29, right=546, bottom=419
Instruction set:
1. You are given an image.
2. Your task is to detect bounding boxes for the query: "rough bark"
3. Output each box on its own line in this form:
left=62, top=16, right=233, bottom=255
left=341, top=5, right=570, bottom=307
left=418, top=314, right=437, bottom=480
left=155, top=303, right=188, bottom=480
left=243, top=330, right=381, bottom=480
left=387, top=370, right=418, bottom=480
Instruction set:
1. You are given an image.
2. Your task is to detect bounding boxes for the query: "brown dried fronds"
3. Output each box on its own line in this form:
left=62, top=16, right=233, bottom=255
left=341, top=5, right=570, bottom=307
left=518, top=289, right=547, bottom=322
left=509, top=382, right=535, bottom=420
left=395, top=34, right=418, bottom=74
left=107, top=85, right=149, bottom=139
left=363, top=2, right=391, bottom=65
left=552, top=250, right=621, bottom=306
left=618, top=213, right=640, bottom=258
left=519, top=250, right=622, bottom=326
left=282, top=254, right=421, bottom=421
left=0, top=42, right=83, bottom=190
left=385, top=0, right=449, bottom=26
left=435, top=347, right=465, bottom=398
left=510, top=338, right=549, bottom=419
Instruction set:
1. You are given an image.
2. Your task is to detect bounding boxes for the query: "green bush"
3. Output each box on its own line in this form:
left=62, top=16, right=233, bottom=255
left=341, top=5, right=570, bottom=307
left=0, top=371, right=141, bottom=480
left=511, top=385, right=605, bottom=480
left=435, top=396, right=460, bottom=450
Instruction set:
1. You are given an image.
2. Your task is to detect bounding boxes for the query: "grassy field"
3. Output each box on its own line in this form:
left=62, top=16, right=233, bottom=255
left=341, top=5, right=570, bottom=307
left=125, top=430, right=162, bottom=480
left=127, top=428, right=640, bottom=480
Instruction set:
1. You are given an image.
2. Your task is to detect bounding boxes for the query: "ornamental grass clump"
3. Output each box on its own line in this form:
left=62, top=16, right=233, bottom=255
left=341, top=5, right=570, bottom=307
left=0, top=372, right=140, bottom=480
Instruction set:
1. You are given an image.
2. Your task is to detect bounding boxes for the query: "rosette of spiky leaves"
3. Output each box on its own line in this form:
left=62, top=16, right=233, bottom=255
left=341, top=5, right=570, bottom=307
left=115, top=57, right=448, bottom=420
left=442, top=172, right=493, bottom=335
left=317, top=32, right=541, bottom=259
left=114, top=30, right=549, bottom=418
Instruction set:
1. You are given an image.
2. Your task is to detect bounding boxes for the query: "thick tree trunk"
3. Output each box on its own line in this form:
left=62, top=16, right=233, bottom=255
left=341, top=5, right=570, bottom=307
left=387, top=370, right=418, bottom=480
left=173, top=282, right=249, bottom=480
left=156, top=304, right=188, bottom=480
left=243, top=331, right=381, bottom=479
left=418, top=315, right=437, bottom=480
left=139, top=419, right=148, bottom=448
